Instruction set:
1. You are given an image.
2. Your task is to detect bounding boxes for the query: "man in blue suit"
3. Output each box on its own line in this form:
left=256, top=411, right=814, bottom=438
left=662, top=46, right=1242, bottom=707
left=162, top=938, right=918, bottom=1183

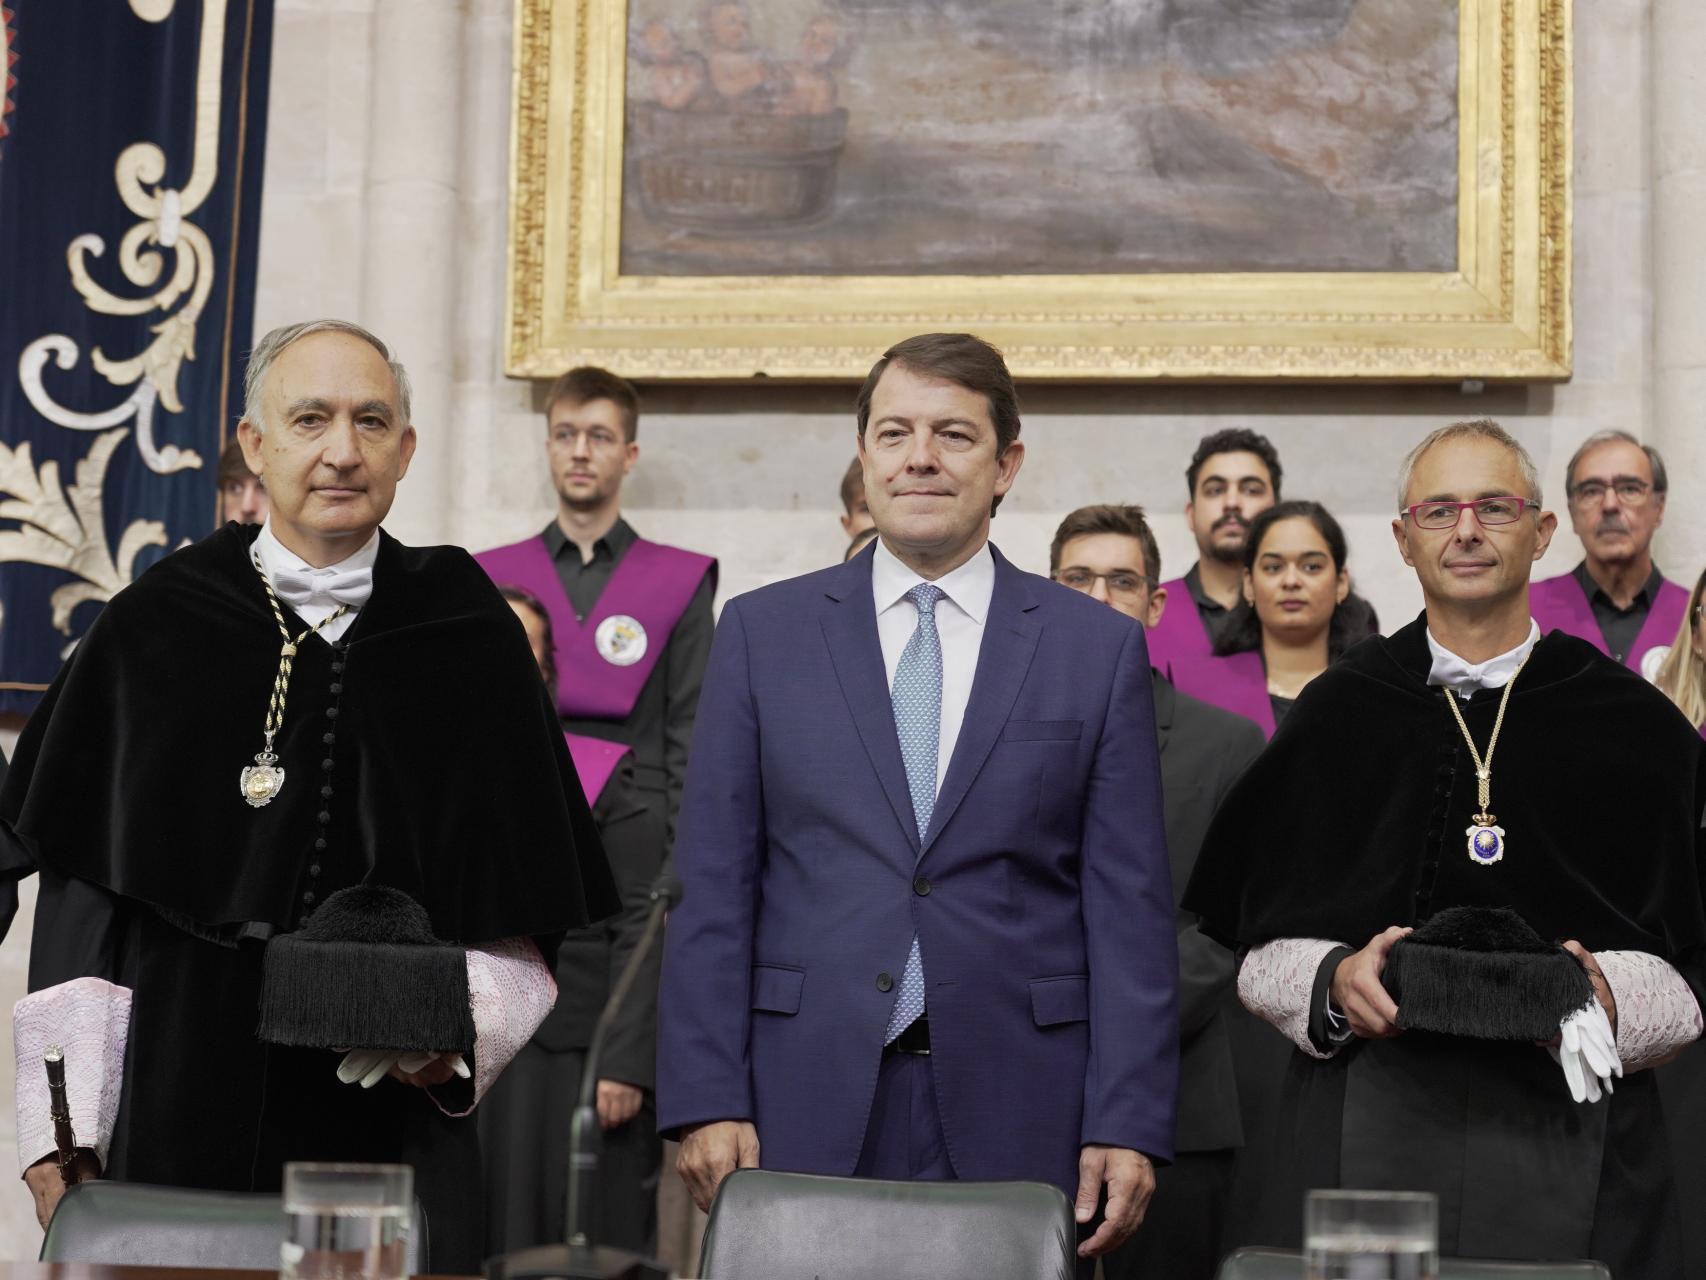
left=657, top=333, right=1179, bottom=1263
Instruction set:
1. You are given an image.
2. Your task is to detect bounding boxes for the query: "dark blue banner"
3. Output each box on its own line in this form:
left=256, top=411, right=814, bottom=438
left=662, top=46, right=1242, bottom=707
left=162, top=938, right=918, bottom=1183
left=0, top=0, right=272, bottom=712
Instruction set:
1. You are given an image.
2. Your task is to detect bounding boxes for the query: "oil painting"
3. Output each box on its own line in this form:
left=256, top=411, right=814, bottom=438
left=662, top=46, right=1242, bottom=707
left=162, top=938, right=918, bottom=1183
left=618, top=0, right=1460, bottom=277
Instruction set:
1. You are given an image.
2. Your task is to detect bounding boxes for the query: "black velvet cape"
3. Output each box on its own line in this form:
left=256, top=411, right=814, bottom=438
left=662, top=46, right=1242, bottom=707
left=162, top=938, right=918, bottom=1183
left=1183, top=614, right=1706, bottom=990
left=0, top=524, right=618, bottom=1271
left=1180, top=615, right=1706, bottom=1274
left=0, top=522, right=617, bottom=945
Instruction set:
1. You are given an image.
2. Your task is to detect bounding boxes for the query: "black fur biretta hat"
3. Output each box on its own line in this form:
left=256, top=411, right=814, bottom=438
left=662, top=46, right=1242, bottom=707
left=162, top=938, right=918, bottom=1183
left=257, top=884, right=476, bottom=1054
left=1380, top=905, right=1594, bottom=1041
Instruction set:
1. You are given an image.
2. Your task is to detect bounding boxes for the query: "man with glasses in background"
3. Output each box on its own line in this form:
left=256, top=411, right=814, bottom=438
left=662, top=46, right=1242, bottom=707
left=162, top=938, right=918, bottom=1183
left=475, top=366, right=715, bottom=1253
left=1184, top=419, right=1705, bottom=1277
left=1051, top=504, right=1264, bottom=1280
left=1530, top=430, right=1688, bottom=677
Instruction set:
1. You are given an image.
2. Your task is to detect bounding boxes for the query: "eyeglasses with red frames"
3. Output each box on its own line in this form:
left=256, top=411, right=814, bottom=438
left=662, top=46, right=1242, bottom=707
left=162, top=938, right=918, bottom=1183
left=1400, top=496, right=1538, bottom=530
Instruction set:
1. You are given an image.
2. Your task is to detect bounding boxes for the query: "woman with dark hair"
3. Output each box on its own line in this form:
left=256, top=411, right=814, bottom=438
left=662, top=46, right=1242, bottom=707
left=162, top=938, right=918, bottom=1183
left=1171, top=500, right=1373, bottom=737
left=481, top=587, right=667, bottom=1255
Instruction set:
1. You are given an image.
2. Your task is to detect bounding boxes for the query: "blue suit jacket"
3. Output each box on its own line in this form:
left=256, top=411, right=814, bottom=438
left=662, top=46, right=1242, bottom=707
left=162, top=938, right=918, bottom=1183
left=656, top=542, right=1179, bottom=1195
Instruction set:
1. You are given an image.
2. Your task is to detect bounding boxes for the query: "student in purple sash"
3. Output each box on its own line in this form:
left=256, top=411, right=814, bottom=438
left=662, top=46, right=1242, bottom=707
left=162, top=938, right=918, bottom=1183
left=840, top=455, right=875, bottom=541
left=658, top=334, right=1178, bottom=1272
left=1143, top=429, right=1281, bottom=678
left=1183, top=420, right=1706, bottom=1276
left=1530, top=432, right=1688, bottom=678
left=475, top=367, right=716, bottom=842
left=480, top=588, right=667, bottom=1256
left=1652, top=565, right=1706, bottom=737
left=1050, top=504, right=1264, bottom=1280
left=1170, top=501, right=1372, bottom=739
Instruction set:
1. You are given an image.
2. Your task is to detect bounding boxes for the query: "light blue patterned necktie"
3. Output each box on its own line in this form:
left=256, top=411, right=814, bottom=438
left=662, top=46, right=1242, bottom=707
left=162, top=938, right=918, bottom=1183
left=885, top=582, right=944, bottom=1044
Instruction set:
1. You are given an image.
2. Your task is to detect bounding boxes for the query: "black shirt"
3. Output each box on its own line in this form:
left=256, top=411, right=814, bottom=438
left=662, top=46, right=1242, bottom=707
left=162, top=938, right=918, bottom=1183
left=1570, top=560, right=1664, bottom=665
left=540, top=518, right=715, bottom=840
left=1183, top=562, right=1238, bottom=647
left=544, top=517, right=638, bottom=623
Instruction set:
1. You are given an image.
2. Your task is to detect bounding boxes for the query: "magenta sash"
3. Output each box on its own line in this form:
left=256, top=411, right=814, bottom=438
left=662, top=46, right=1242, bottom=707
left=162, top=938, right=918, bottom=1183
left=1168, top=649, right=1276, bottom=740
left=1144, top=577, right=1217, bottom=679
left=1529, top=572, right=1689, bottom=672
left=565, top=733, right=630, bottom=807
left=475, top=534, right=714, bottom=720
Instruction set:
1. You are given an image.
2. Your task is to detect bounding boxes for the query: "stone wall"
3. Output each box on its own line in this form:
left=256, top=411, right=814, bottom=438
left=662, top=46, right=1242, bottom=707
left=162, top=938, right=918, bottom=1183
left=1, top=0, right=1698, bottom=1257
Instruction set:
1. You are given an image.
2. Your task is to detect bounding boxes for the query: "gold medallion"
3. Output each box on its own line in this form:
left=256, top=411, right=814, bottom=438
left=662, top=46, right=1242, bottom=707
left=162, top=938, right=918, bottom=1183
left=240, top=752, right=286, bottom=807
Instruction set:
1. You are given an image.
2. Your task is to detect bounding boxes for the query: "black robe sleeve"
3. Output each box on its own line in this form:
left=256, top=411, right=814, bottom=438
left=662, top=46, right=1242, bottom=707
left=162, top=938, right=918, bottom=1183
left=661, top=570, right=715, bottom=843
left=594, top=763, right=668, bottom=1091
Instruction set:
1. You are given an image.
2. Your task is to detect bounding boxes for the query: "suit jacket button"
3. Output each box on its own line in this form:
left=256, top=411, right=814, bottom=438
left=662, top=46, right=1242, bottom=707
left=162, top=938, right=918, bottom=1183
left=913, top=876, right=931, bottom=897
left=876, top=973, right=894, bottom=993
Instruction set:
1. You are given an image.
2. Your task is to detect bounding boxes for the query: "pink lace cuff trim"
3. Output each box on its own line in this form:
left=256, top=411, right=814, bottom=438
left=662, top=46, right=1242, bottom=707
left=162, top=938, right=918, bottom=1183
left=1597, top=950, right=1703, bottom=1072
left=1238, top=938, right=1346, bottom=1060
left=430, top=938, right=557, bottom=1117
left=13, top=977, right=132, bottom=1176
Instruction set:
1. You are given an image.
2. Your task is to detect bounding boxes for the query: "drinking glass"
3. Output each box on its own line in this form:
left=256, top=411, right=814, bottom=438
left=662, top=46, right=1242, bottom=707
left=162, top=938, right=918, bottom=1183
left=1304, top=1189, right=1439, bottom=1280
left=281, top=1162, right=413, bottom=1280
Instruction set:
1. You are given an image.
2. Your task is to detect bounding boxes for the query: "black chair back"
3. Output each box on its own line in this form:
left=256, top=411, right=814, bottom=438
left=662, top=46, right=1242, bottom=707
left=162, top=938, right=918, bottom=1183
left=699, top=1169, right=1076, bottom=1280
left=40, top=1181, right=428, bottom=1272
left=1217, top=1246, right=1612, bottom=1279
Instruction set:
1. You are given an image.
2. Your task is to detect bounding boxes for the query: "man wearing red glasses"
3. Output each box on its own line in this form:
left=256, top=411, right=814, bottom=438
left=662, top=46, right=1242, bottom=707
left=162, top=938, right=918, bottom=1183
left=1184, top=419, right=1706, bottom=1278
left=1529, top=430, right=1687, bottom=677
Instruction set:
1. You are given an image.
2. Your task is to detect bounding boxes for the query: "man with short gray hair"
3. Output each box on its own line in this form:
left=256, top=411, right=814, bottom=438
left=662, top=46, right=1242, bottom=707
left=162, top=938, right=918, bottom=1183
left=1530, top=429, right=1687, bottom=675
left=0, top=320, right=615, bottom=1268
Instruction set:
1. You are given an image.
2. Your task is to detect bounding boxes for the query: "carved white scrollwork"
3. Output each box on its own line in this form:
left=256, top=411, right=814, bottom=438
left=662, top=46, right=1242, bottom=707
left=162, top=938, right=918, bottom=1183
left=0, top=429, right=169, bottom=636
left=16, top=0, right=226, bottom=478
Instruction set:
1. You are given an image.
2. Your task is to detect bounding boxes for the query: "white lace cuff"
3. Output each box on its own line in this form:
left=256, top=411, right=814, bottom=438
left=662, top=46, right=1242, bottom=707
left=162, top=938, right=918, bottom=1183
left=13, top=977, right=133, bottom=1175
left=429, top=938, right=557, bottom=1117
left=1238, top=938, right=1347, bottom=1060
left=1597, top=950, right=1703, bottom=1072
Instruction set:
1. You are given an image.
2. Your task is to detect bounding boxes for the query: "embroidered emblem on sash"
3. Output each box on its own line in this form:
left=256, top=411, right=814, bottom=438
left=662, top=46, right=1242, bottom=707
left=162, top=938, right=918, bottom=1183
left=595, top=614, right=647, bottom=666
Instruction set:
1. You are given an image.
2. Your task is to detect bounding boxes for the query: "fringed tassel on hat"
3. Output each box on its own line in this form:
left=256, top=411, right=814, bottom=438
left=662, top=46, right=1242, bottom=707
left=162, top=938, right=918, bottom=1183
left=257, top=884, right=476, bottom=1054
left=1381, top=905, right=1594, bottom=1042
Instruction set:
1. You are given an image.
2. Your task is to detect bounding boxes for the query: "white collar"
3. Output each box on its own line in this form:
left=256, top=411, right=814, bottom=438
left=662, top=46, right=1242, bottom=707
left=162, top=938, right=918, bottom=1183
left=871, top=537, right=995, bottom=625
left=1426, top=620, right=1540, bottom=698
left=253, top=519, right=382, bottom=580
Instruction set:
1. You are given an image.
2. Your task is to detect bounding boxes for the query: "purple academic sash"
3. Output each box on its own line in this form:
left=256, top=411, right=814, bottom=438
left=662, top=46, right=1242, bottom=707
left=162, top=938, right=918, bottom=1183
left=1144, top=575, right=1217, bottom=680
left=565, top=732, right=629, bottom=808
left=1168, top=649, right=1277, bottom=740
left=475, top=534, right=715, bottom=721
left=1529, top=571, right=1689, bottom=673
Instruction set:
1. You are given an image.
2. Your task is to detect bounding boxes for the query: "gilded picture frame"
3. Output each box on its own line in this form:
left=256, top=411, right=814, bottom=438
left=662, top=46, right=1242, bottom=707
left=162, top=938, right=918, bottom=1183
left=506, top=0, right=1570, bottom=381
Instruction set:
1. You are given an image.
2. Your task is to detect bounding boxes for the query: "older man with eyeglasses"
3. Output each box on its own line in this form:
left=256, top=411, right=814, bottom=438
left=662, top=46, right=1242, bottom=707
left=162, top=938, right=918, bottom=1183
left=1183, top=419, right=1706, bottom=1278
left=1528, top=430, right=1689, bottom=677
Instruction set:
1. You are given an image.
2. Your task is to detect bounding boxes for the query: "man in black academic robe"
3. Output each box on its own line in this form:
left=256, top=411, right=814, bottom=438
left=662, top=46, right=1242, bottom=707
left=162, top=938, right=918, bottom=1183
left=1184, top=421, right=1706, bottom=1278
left=0, top=321, right=616, bottom=1270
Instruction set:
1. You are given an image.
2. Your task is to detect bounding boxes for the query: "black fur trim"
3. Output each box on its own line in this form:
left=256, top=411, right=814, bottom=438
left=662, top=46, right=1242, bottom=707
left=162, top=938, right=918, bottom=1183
left=256, top=886, right=475, bottom=1053
left=1382, top=906, right=1593, bottom=1041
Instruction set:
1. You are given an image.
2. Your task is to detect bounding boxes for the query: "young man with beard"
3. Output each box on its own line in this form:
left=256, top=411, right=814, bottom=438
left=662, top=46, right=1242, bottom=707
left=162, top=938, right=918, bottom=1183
left=1144, top=429, right=1282, bottom=677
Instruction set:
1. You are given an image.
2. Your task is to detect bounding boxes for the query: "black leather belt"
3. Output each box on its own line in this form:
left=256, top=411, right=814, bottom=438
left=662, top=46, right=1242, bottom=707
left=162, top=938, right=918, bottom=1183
left=887, top=1017, right=931, bottom=1056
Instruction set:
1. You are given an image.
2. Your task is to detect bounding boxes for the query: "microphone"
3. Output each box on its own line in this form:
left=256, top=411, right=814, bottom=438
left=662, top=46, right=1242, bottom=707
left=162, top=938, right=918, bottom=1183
left=486, top=873, right=681, bottom=1280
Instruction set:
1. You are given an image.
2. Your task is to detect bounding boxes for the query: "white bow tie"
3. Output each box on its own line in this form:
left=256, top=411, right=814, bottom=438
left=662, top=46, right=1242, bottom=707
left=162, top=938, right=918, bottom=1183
left=272, top=566, right=374, bottom=610
left=1427, top=652, right=1494, bottom=697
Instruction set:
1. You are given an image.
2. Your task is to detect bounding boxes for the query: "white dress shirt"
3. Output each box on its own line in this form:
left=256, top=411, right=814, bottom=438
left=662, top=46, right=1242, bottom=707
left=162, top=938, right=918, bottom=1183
left=871, top=538, right=994, bottom=794
left=1426, top=620, right=1540, bottom=698
left=252, top=520, right=380, bottom=643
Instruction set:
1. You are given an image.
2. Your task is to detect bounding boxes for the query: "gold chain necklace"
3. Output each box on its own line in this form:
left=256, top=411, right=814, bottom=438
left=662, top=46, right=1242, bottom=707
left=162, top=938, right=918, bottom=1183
left=239, top=555, right=350, bottom=809
left=1441, top=652, right=1529, bottom=866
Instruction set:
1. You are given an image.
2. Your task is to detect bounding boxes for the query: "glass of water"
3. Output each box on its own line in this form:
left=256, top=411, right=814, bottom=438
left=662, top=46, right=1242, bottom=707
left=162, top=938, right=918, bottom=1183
left=1304, top=1189, right=1439, bottom=1280
left=281, top=1162, right=413, bottom=1280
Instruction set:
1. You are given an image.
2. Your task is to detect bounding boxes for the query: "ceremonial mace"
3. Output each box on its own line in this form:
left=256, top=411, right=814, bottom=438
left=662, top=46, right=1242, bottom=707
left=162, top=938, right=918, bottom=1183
left=486, top=873, right=681, bottom=1280
left=43, top=1047, right=79, bottom=1186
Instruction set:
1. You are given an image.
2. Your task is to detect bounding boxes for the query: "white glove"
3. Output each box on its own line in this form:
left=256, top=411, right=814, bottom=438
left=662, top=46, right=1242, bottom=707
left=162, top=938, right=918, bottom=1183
left=1547, top=1001, right=1621, bottom=1103
left=335, top=1050, right=471, bottom=1089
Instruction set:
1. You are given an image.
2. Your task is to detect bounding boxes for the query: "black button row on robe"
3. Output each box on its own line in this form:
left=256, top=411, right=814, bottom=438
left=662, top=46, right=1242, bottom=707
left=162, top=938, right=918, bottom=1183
left=298, top=645, right=348, bottom=927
